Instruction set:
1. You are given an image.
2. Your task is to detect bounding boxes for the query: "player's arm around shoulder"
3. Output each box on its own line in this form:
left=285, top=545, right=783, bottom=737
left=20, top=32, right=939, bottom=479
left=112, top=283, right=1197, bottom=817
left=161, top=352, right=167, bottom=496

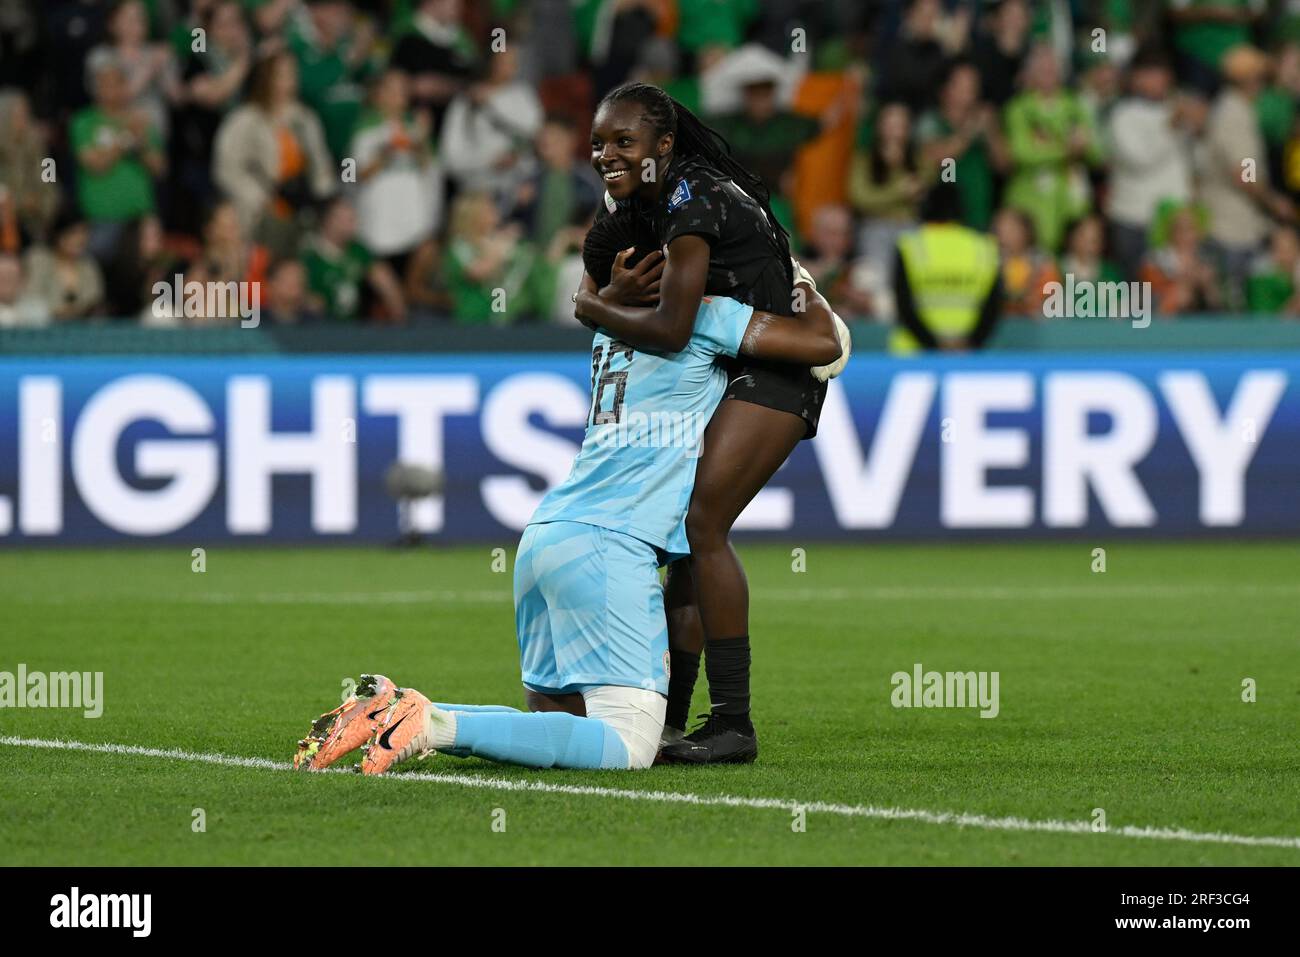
left=737, top=262, right=849, bottom=374
left=574, top=234, right=711, bottom=353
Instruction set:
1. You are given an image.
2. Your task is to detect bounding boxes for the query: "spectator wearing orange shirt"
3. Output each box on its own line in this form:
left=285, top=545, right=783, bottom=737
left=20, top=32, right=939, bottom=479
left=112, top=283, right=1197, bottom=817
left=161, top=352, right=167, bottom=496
left=1139, top=204, right=1223, bottom=315
left=212, top=51, right=336, bottom=257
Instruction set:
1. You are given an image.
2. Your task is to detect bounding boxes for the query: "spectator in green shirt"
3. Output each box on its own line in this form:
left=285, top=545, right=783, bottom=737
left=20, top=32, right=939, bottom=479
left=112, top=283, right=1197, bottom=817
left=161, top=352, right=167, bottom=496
left=629, top=36, right=703, bottom=117
left=1058, top=212, right=1126, bottom=316
left=917, top=59, right=1009, bottom=232
left=443, top=191, right=541, bottom=325
left=1167, top=0, right=1266, bottom=96
left=388, top=0, right=478, bottom=130
left=301, top=197, right=407, bottom=322
left=1257, top=42, right=1300, bottom=189
left=85, top=0, right=180, bottom=141
left=676, top=0, right=759, bottom=55
left=506, top=114, right=601, bottom=249
left=1003, top=43, right=1103, bottom=252
left=72, top=56, right=166, bottom=263
left=247, top=0, right=298, bottom=38
left=1246, top=223, right=1300, bottom=314
left=711, top=78, right=821, bottom=198
left=289, top=0, right=378, bottom=161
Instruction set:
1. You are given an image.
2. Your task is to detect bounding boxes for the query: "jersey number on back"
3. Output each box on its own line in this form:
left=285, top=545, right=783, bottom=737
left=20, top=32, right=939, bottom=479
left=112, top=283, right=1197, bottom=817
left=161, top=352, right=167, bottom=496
left=590, top=340, right=635, bottom=426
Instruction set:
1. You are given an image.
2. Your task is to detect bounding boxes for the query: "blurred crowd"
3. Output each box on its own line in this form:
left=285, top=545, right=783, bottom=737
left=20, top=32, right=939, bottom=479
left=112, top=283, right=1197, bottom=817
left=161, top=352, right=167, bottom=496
left=5, top=0, right=1300, bottom=328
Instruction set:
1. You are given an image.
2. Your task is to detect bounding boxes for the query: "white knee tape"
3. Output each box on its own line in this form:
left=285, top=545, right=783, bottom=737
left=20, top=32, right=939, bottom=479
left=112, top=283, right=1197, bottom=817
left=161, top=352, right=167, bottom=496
left=582, top=685, right=666, bottom=770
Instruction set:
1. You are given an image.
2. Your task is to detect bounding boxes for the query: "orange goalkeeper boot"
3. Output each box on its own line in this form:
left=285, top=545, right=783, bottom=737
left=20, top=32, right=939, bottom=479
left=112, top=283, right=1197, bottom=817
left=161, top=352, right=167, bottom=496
left=359, top=687, right=447, bottom=776
left=294, top=674, right=397, bottom=771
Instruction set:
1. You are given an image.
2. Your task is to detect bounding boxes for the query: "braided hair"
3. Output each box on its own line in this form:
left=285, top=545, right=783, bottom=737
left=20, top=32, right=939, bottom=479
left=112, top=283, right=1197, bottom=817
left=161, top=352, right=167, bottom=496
left=597, top=81, right=794, bottom=285
left=582, top=209, right=660, bottom=288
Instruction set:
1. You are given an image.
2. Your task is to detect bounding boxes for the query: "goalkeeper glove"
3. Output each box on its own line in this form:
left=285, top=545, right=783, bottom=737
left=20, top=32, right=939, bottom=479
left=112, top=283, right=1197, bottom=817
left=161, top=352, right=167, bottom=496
left=792, top=259, right=851, bottom=382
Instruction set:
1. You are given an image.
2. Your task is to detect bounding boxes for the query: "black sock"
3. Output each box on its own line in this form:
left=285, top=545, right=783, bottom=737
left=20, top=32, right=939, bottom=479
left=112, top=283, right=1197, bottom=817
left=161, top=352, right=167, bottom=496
left=704, top=635, right=751, bottom=729
left=665, top=649, right=700, bottom=732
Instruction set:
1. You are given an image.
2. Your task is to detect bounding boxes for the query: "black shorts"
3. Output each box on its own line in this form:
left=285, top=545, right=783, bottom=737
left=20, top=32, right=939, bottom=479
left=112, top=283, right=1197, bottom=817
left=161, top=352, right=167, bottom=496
left=723, top=358, right=827, bottom=439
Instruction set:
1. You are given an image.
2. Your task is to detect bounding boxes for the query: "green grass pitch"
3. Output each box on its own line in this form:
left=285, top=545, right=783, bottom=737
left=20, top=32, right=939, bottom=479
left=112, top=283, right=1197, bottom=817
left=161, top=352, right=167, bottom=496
left=1, top=541, right=1297, bottom=866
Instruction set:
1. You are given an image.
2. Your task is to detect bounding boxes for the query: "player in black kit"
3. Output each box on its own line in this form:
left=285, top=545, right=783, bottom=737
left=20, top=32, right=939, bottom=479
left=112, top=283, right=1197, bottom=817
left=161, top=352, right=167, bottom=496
left=573, top=82, right=849, bottom=763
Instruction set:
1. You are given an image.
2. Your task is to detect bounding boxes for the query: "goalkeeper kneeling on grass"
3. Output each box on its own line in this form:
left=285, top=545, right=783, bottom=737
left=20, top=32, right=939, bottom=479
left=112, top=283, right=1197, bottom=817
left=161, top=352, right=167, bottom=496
left=293, top=216, right=850, bottom=774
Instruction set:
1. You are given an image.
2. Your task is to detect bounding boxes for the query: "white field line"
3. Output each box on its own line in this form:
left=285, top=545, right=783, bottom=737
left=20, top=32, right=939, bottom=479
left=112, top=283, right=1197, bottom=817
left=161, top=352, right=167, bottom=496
left=2, top=735, right=1297, bottom=851
left=14, top=582, right=1300, bottom=606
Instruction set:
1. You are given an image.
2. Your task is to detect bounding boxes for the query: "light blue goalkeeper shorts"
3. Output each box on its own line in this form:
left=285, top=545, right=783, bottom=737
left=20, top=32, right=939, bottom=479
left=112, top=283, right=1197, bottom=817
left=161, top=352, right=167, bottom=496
left=515, top=521, right=670, bottom=696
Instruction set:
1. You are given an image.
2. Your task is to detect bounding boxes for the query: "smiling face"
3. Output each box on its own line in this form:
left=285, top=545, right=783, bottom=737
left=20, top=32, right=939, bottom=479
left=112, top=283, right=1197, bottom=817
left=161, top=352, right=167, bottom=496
left=589, top=99, right=673, bottom=203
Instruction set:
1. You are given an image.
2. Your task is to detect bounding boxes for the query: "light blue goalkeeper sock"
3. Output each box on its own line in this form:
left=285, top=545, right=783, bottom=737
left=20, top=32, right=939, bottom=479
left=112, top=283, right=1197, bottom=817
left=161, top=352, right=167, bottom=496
left=451, top=711, right=628, bottom=769
left=430, top=705, right=522, bottom=758
left=432, top=703, right=521, bottom=714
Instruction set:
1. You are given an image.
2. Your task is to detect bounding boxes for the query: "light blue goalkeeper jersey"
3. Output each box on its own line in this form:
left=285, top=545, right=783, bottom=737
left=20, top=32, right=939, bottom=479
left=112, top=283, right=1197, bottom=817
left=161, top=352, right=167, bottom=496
left=528, top=295, right=754, bottom=560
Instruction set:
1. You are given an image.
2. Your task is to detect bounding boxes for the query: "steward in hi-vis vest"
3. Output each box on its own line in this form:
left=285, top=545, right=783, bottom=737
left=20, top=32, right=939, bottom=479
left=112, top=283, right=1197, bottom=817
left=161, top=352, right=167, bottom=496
left=891, top=183, right=1003, bottom=354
